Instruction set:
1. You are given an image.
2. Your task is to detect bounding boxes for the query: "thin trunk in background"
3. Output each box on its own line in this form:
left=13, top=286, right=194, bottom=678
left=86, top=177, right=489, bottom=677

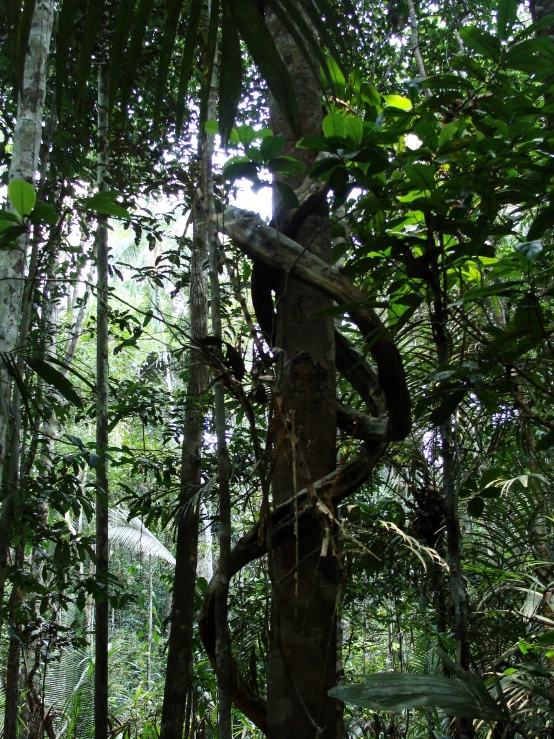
left=94, top=61, right=110, bottom=739
left=159, top=189, right=209, bottom=739
left=204, top=80, right=233, bottom=739
left=0, top=0, right=54, bottom=625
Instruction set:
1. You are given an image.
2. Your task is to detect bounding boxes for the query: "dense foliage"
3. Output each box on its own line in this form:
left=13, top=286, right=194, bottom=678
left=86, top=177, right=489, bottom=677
left=2, top=0, right=554, bottom=737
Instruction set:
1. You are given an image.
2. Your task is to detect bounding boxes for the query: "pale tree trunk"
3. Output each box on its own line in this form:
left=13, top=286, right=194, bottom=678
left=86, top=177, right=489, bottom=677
left=94, top=62, right=110, bottom=739
left=265, top=13, right=339, bottom=738
left=0, top=0, right=54, bottom=626
left=159, top=185, right=209, bottom=739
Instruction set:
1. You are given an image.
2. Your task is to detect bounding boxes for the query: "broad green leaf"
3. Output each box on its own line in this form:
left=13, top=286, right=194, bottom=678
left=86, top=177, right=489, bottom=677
left=25, top=356, right=82, bottom=407
left=260, top=135, right=285, bottom=161
left=422, top=74, right=474, bottom=90
left=308, top=157, right=340, bottom=180
left=237, top=125, right=256, bottom=147
left=8, top=179, right=36, bottom=216
left=83, top=191, right=131, bottom=220
left=515, top=240, right=542, bottom=264
left=467, top=496, right=485, bottom=517
left=205, top=120, right=219, bottom=135
left=360, top=82, right=381, bottom=108
left=323, top=113, right=345, bottom=138
left=30, top=203, right=58, bottom=226
left=329, top=674, right=507, bottom=721
left=219, top=1, right=243, bottom=144
left=223, top=161, right=260, bottom=183
left=267, top=156, right=305, bottom=176
left=0, top=210, right=22, bottom=225
left=383, top=94, right=412, bottom=111
left=344, top=115, right=363, bottom=146
left=405, top=164, right=436, bottom=191
left=497, top=0, right=518, bottom=40
left=460, top=27, right=501, bottom=61
left=297, top=135, right=336, bottom=152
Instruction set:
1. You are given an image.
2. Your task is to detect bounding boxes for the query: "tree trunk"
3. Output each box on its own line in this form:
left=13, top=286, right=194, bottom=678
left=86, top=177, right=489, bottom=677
left=159, top=189, right=209, bottom=739
left=0, top=0, right=54, bottom=626
left=94, top=61, right=110, bottom=739
left=265, top=13, right=339, bottom=738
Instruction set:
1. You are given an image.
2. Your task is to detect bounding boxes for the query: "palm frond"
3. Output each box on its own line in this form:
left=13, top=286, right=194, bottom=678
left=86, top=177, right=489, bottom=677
left=108, top=508, right=176, bottom=565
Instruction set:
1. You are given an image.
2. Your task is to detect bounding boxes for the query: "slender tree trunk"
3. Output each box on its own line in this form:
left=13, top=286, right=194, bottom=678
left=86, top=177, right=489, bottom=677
left=94, top=62, right=110, bottom=739
left=147, top=555, right=153, bottom=687
left=204, top=108, right=233, bottom=739
left=430, top=262, right=472, bottom=738
left=159, top=192, right=209, bottom=739
left=265, top=13, right=339, bottom=738
left=0, top=0, right=54, bottom=625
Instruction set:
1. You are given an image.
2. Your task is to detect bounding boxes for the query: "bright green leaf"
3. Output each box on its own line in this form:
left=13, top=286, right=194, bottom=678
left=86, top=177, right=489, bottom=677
left=8, top=179, right=36, bottom=217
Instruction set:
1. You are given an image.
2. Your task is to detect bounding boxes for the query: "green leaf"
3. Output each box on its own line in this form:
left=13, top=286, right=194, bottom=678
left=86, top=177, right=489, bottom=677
left=236, top=125, right=256, bottom=147
left=459, top=27, right=501, bottom=61
left=422, top=74, right=474, bottom=91
left=30, top=203, right=58, bottom=226
left=260, top=135, right=285, bottom=161
left=430, top=387, right=468, bottom=426
left=205, top=120, right=219, bottom=135
left=344, top=115, right=363, bottom=146
left=329, top=673, right=507, bottom=721
left=297, top=135, right=336, bottom=152
left=266, top=156, right=305, bottom=176
left=360, top=82, right=381, bottom=108
left=306, top=157, right=339, bottom=181
left=497, top=0, right=518, bottom=40
left=83, top=192, right=131, bottom=221
left=0, top=210, right=22, bottom=225
left=405, top=164, right=436, bottom=191
left=515, top=240, right=542, bottom=264
left=223, top=161, right=260, bottom=183
left=8, top=180, right=36, bottom=217
left=383, top=94, right=412, bottom=111
left=323, top=113, right=345, bottom=138
left=467, top=496, right=485, bottom=518
left=25, top=356, right=82, bottom=407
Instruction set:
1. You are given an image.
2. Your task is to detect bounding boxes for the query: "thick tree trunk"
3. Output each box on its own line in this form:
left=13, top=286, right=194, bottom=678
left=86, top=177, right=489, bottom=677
left=94, top=62, right=110, bottom=739
left=160, top=200, right=209, bottom=739
left=265, top=13, right=339, bottom=738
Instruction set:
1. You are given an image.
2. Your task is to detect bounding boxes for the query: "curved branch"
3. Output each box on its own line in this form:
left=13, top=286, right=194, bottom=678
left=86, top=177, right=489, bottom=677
left=216, top=207, right=411, bottom=440
left=199, top=206, right=412, bottom=731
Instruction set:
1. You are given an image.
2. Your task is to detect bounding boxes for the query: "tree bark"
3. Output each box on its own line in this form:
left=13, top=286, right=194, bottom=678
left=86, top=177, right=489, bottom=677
left=265, top=13, right=339, bottom=737
left=0, top=0, right=54, bottom=626
left=94, top=61, right=110, bottom=739
left=159, top=197, right=209, bottom=739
